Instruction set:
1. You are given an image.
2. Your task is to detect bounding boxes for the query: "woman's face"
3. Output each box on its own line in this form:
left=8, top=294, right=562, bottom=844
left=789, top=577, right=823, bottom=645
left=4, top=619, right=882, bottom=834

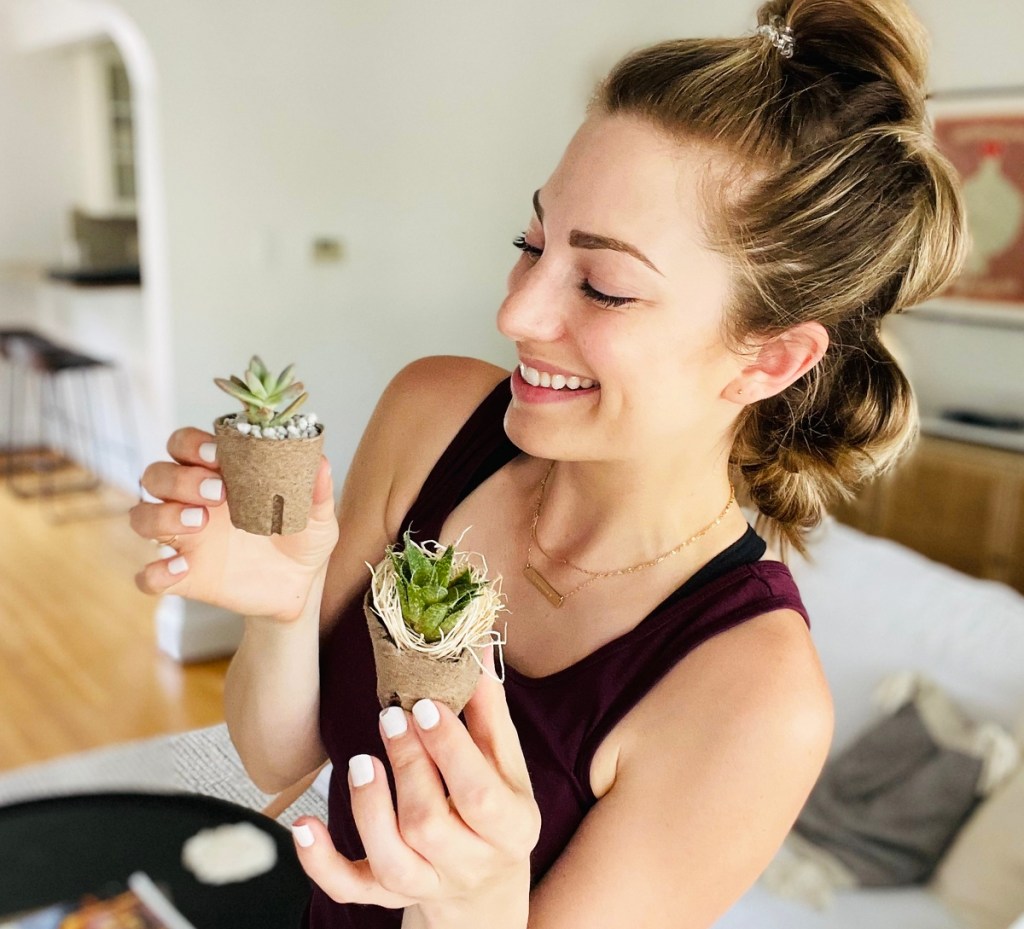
left=498, top=113, right=744, bottom=464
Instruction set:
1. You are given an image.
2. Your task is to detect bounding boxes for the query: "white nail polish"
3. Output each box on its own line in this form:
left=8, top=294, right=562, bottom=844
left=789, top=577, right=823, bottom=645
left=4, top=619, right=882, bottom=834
left=412, top=699, right=440, bottom=731
left=199, top=442, right=217, bottom=463
left=157, top=545, right=178, bottom=559
left=168, top=556, right=188, bottom=575
left=199, top=478, right=223, bottom=500
left=292, top=823, right=315, bottom=848
left=349, top=754, right=375, bottom=787
left=380, top=706, right=408, bottom=739
left=180, top=507, right=204, bottom=528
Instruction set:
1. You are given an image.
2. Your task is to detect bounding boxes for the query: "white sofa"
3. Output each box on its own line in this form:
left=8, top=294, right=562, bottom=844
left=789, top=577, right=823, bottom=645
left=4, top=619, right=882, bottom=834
left=716, top=515, right=1024, bottom=929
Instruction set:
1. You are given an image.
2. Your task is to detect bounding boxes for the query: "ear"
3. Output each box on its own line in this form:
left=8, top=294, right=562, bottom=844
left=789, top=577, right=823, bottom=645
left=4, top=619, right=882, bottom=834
left=722, top=321, right=829, bottom=404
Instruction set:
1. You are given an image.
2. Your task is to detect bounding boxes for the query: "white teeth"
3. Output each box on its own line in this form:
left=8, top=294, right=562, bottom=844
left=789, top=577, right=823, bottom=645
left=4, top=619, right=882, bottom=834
left=519, top=363, right=598, bottom=390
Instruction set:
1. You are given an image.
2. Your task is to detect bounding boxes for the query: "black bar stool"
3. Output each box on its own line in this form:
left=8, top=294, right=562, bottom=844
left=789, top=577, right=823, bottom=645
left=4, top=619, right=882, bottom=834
left=1, top=328, right=55, bottom=467
left=1, top=327, right=142, bottom=521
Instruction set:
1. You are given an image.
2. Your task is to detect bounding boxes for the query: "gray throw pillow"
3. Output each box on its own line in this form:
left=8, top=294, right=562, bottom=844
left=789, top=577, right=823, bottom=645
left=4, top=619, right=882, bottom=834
left=794, top=700, right=982, bottom=886
left=760, top=672, right=1021, bottom=909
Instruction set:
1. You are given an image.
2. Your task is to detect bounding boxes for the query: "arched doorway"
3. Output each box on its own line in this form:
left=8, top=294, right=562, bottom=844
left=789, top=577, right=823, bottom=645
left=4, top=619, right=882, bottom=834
left=4, top=0, right=174, bottom=485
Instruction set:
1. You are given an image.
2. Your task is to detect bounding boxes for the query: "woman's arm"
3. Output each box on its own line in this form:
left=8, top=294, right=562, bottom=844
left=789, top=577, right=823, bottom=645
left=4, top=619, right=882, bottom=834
left=224, top=583, right=330, bottom=792
left=525, top=608, right=833, bottom=929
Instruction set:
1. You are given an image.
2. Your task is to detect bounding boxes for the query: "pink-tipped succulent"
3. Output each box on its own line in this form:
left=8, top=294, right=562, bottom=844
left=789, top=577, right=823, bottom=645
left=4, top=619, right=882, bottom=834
left=214, top=355, right=308, bottom=428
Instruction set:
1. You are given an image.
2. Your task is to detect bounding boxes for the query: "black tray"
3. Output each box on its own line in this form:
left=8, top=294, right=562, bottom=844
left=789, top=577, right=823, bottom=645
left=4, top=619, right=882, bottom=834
left=0, top=791, right=311, bottom=928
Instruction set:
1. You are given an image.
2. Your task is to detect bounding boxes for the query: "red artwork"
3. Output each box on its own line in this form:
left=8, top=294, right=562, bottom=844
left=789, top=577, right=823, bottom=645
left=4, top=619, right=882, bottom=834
left=931, top=95, right=1024, bottom=306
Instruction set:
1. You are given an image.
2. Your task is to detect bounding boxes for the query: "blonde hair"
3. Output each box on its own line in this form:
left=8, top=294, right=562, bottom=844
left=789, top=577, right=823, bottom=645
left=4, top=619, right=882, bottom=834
left=589, top=0, right=968, bottom=555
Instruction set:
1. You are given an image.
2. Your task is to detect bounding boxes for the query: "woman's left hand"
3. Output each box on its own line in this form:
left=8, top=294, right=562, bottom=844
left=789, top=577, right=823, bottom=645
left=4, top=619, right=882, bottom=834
left=291, top=646, right=541, bottom=924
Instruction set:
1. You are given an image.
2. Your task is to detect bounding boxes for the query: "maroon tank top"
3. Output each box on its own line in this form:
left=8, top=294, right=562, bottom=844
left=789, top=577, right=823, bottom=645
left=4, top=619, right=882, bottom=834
left=308, top=376, right=810, bottom=928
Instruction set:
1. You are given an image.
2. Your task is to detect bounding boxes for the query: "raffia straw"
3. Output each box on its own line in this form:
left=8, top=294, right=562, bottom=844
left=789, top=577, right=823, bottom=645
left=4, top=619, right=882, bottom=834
left=366, top=529, right=508, bottom=684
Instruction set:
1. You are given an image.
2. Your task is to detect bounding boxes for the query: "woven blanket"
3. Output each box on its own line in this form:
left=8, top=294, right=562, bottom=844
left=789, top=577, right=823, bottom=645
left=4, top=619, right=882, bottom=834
left=0, top=724, right=329, bottom=826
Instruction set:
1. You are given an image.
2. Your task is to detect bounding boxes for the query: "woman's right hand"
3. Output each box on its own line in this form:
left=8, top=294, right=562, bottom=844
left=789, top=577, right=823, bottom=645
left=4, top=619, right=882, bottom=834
left=130, top=427, right=341, bottom=622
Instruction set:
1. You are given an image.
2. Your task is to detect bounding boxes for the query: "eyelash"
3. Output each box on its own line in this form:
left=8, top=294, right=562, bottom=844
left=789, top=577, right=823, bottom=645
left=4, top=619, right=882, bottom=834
left=511, top=234, right=636, bottom=308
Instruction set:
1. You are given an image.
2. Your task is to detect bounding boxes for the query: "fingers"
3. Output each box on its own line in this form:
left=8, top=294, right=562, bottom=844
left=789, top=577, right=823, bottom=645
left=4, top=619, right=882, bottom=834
left=138, top=461, right=225, bottom=508
left=131, top=431, right=221, bottom=595
left=376, top=707, right=458, bottom=857
left=462, top=644, right=533, bottom=791
left=134, top=550, right=190, bottom=595
left=344, top=754, right=439, bottom=899
left=309, top=457, right=336, bottom=521
left=131, top=462, right=223, bottom=567
left=129, top=500, right=209, bottom=542
left=166, top=427, right=220, bottom=470
left=385, top=701, right=533, bottom=860
left=290, top=816, right=415, bottom=909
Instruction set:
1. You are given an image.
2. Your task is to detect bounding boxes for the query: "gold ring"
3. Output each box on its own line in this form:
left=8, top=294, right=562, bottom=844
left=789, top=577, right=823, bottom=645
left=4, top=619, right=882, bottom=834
left=154, top=535, right=180, bottom=548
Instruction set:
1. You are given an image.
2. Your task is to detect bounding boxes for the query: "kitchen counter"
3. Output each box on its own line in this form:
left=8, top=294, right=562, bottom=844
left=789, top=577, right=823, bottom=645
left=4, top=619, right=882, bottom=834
left=46, top=265, right=141, bottom=287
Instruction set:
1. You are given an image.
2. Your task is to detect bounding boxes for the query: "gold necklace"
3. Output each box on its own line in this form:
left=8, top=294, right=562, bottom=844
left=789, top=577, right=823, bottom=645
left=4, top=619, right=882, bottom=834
left=522, top=460, right=736, bottom=608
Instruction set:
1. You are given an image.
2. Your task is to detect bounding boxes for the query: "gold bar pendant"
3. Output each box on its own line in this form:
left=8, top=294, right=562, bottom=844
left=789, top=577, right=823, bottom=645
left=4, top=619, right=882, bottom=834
left=523, top=565, right=565, bottom=608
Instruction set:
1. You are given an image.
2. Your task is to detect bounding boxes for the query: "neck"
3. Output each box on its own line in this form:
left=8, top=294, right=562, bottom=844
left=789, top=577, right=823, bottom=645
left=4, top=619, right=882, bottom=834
left=530, top=450, right=744, bottom=574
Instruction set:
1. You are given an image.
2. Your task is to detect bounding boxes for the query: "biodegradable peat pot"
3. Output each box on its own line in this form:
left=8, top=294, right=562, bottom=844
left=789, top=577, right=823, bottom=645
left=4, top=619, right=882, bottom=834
left=214, top=416, right=324, bottom=535
left=363, top=590, right=482, bottom=714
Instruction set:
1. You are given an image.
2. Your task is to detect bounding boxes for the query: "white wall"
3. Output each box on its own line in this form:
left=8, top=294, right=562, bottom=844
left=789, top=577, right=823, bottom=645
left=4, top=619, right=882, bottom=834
left=0, top=25, right=79, bottom=270
left=104, top=0, right=756, bottom=477
left=914, top=0, right=1024, bottom=91
left=2, top=0, right=1023, bottom=479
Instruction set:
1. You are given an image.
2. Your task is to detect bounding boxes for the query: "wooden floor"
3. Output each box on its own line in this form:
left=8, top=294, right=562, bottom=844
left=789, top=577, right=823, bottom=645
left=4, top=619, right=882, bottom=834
left=0, top=471, right=230, bottom=773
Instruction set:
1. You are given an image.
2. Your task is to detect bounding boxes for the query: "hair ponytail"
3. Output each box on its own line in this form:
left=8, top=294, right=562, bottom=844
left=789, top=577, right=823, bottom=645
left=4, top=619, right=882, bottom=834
left=731, top=324, right=918, bottom=554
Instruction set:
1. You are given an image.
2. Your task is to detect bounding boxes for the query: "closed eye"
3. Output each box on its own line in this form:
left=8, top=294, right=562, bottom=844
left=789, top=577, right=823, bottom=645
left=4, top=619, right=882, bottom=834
left=511, top=233, right=543, bottom=260
left=511, top=234, right=636, bottom=309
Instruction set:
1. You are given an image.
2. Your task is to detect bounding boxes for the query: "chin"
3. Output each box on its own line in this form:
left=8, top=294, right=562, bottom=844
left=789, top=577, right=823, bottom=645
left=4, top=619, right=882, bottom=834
left=501, top=404, right=604, bottom=462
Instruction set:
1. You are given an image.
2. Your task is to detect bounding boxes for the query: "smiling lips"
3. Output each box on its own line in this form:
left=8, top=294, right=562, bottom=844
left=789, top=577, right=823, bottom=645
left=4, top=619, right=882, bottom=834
left=518, top=362, right=598, bottom=391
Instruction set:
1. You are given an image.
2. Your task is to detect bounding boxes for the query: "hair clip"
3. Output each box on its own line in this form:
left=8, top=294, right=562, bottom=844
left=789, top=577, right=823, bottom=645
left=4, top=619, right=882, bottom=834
left=757, top=15, right=796, bottom=59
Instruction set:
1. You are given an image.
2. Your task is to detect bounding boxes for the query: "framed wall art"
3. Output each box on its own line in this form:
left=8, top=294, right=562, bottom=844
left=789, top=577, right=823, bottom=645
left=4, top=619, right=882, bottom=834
left=924, top=87, right=1024, bottom=323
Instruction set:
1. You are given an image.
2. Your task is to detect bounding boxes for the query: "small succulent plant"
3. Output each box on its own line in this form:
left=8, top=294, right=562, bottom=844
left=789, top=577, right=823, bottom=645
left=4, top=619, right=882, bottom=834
left=214, top=355, right=308, bottom=428
left=388, top=531, right=486, bottom=642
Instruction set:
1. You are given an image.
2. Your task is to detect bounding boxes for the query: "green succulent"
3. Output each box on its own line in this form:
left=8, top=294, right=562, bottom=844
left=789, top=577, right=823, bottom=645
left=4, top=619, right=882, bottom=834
left=214, top=355, right=308, bottom=427
left=388, top=530, right=485, bottom=642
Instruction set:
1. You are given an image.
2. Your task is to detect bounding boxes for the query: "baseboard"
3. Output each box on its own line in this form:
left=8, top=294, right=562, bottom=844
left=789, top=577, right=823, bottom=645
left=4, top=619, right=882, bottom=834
left=154, top=595, right=244, bottom=663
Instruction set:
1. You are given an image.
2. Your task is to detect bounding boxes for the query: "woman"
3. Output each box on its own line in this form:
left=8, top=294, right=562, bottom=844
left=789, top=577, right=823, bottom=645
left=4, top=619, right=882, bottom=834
left=132, top=0, right=966, bottom=926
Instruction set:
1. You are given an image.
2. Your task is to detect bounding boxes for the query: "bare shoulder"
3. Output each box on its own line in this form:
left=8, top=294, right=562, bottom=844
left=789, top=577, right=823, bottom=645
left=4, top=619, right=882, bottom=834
left=624, top=608, right=833, bottom=772
left=531, top=610, right=834, bottom=927
left=689, top=607, right=831, bottom=733
left=381, top=355, right=510, bottom=535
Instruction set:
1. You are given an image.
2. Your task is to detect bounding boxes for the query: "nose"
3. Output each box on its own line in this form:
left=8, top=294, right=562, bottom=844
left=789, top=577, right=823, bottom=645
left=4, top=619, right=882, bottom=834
left=497, top=260, right=568, bottom=345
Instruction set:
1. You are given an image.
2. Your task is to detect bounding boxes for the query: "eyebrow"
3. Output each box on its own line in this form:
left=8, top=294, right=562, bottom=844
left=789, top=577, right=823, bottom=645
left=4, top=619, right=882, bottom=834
left=532, top=189, right=663, bottom=277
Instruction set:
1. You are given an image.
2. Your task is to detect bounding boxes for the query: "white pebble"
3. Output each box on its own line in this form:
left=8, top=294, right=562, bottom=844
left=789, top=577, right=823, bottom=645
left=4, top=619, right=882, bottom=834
left=297, top=417, right=308, bottom=429
left=287, top=426, right=300, bottom=437
left=250, top=426, right=262, bottom=437
left=235, top=423, right=251, bottom=435
left=307, top=413, right=318, bottom=424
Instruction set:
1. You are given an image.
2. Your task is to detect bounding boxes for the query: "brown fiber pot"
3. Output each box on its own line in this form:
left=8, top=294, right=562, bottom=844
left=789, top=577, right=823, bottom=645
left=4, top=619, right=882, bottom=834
left=213, top=416, right=324, bottom=535
left=363, top=590, right=482, bottom=714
